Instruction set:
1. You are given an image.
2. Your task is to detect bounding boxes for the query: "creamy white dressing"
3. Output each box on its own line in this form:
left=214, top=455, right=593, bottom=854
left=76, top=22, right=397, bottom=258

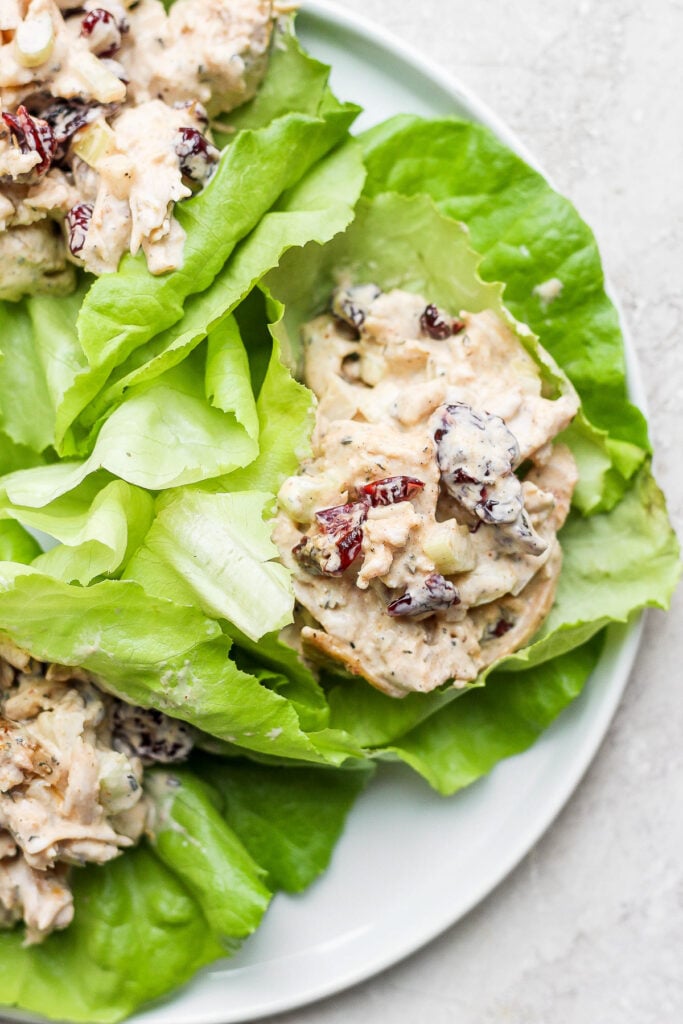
left=274, top=287, right=579, bottom=697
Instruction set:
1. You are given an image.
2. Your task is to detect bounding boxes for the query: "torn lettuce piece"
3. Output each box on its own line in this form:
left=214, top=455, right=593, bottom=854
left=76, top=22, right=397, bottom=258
left=0, top=335, right=259, bottom=500
left=145, top=770, right=270, bottom=948
left=0, top=475, right=154, bottom=585
left=125, top=490, right=293, bottom=642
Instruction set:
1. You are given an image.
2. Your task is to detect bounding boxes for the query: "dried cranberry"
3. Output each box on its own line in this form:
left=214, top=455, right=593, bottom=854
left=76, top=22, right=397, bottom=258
left=1, top=106, right=55, bottom=177
left=331, top=284, right=382, bottom=337
left=387, top=573, right=460, bottom=618
left=419, top=304, right=453, bottom=340
left=315, top=500, right=367, bottom=532
left=111, top=702, right=194, bottom=765
left=175, top=127, right=219, bottom=182
left=360, top=475, right=424, bottom=507
left=294, top=500, right=369, bottom=576
left=41, top=99, right=106, bottom=160
left=65, top=203, right=94, bottom=257
left=81, top=8, right=124, bottom=57
left=293, top=526, right=364, bottom=577
left=491, top=617, right=513, bottom=638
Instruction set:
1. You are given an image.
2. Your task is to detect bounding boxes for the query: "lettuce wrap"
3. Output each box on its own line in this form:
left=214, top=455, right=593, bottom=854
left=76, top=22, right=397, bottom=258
left=0, top=26, right=679, bottom=1024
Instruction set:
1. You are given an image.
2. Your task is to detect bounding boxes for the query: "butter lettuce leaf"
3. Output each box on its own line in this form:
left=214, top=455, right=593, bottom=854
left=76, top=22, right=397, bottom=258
left=0, top=475, right=154, bottom=585
left=145, top=770, right=270, bottom=946
left=125, top=490, right=293, bottom=642
left=77, top=77, right=358, bottom=376
left=201, top=758, right=373, bottom=892
left=75, top=139, right=364, bottom=440
left=0, top=520, right=42, bottom=564
left=0, top=847, right=224, bottom=1024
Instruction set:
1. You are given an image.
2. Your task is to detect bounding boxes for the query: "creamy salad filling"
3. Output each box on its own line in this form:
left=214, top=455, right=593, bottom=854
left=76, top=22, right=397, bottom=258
left=274, top=286, right=580, bottom=697
left=0, top=639, right=194, bottom=943
left=0, top=0, right=276, bottom=297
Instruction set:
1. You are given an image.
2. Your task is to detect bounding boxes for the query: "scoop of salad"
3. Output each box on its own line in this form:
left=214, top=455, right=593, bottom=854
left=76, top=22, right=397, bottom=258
left=0, top=639, right=194, bottom=943
left=274, top=285, right=579, bottom=697
left=0, top=0, right=276, bottom=297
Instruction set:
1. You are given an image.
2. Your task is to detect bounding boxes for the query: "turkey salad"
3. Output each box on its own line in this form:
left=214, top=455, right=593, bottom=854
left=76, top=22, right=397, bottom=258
left=274, top=285, right=579, bottom=696
left=0, top=0, right=276, bottom=296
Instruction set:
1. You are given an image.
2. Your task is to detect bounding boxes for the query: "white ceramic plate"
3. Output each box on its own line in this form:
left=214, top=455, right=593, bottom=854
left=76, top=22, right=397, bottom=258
left=7, top=3, right=646, bottom=1023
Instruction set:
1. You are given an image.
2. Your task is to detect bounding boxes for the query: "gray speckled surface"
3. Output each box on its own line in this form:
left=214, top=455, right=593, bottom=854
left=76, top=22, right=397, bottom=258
left=256, top=1, right=683, bottom=1022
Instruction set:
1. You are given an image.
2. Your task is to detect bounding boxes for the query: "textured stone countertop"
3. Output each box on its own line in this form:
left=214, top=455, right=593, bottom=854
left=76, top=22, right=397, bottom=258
left=258, top=2, right=683, bottom=1023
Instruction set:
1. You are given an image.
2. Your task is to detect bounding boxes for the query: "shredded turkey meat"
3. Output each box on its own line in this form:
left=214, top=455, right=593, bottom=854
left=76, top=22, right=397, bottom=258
left=0, top=638, right=194, bottom=943
left=273, top=285, right=580, bottom=697
left=0, top=0, right=275, bottom=296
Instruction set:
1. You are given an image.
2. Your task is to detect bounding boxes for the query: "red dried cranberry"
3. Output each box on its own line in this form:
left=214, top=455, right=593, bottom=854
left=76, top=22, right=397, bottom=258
left=175, top=127, right=219, bottom=182
left=491, top=617, right=513, bottom=638
left=387, top=573, right=460, bottom=618
left=81, top=8, right=124, bottom=57
left=360, top=476, right=424, bottom=507
left=65, top=202, right=94, bottom=256
left=292, top=525, right=364, bottom=577
left=420, top=304, right=453, bottom=340
left=2, top=106, right=55, bottom=176
left=294, top=500, right=369, bottom=576
left=41, top=99, right=107, bottom=160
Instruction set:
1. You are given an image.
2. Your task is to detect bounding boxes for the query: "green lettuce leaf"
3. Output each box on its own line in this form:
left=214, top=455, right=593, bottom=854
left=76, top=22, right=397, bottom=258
left=75, top=139, right=364, bottom=441
left=498, top=464, right=681, bottom=670
left=0, top=847, right=224, bottom=1024
left=201, top=758, right=373, bottom=892
left=0, top=565, right=360, bottom=765
left=0, top=339, right=259, bottom=499
left=124, top=490, right=294, bottom=642
left=77, top=62, right=358, bottom=375
left=0, top=520, right=42, bottom=564
left=0, top=282, right=95, bottom=454
left=145, top=770, right=270, bottom=946
left=221, top=320, right=315, bottom=495
left=384, top=635, right=603, bottom=794
left=0, top=475, right=154, bottom=585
